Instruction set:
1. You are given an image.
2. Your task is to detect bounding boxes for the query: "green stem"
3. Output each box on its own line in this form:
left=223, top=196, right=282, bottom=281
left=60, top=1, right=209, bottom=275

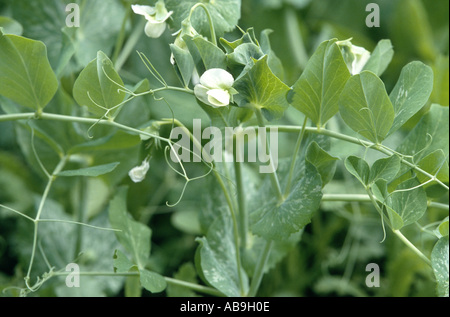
left=254, top=109, right=284, bottom=202
left=112, top=5, right=132, bottom=66
left=393, top=230, right=432, bottom=266
left=115, top=19, right=145, bottom=72
left=189, top=3, right=217, bottom=45
left=284, top=8, right=309, bottom=70
left=26, top=157, right=68, bottom=282
left=234, top=159, right=248, bottom=249
left=366, top=188, right=431, bottom=267
left=52, top=271, right=224, bottom=297
left=258, top=125, right=450, bottom=191
left=248, top=240, right=273, bottom=297
left=284, top=116, right=308, bottom=196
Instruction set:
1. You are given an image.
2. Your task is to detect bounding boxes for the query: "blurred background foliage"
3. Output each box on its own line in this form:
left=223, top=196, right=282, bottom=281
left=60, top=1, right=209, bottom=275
left=0, top=0, right=448, bottom=297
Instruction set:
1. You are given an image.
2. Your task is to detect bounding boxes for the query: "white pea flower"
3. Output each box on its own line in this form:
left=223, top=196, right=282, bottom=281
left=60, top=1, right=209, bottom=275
left=337, top=39, right=371, bottom=75
left=131, top=1, right=173, bottom=39
left=194, top=69, right=238, bottom=108
left=128, top=159, right=150, bottom=183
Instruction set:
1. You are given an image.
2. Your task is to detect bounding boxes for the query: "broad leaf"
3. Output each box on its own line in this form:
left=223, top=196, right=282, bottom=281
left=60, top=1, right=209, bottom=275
left=416, top=150, right=449, bottom=185
left=251, top=162, right=323, bottom=241
left=234, top=55, right=290, bottom=121
left=139, top=269, right=167, bottom=294
left=345, top=156, right=370, bottom=186
left=113, top=249, right=136, bottom=273
left=339, top=71, right=395, bottom=143
left=109, top=187, right=151, bottom=270
left=166, top=0, right=241, bottom=38
left=431, top=55, right=449, bottom=106
left=306, top=141, right=338, bottom=186
left=369, top=155, right=401, bottom=184
left=386, top=178, right=428, bottom=228
left=196, top=212, right=248, bottom=297
left=0, top=16, right=23, bottom=35
left=397, top=104, right=449, bottom=162
left=0, top=31, right=58, bottom=111
left=73, top=51, right=126, bottom=118
left=388, top=61, right=434, bottom=136
left=362, top=39, right=394, bottom=76
left=290, top=39, right=351, bottom=128
left=170, top=44, right=195, bottom=88
left=57, top=162, right=120, bottom=177
left=192, top=35, right=227, bottom=70
left=431, top=237, right=449, bottom=297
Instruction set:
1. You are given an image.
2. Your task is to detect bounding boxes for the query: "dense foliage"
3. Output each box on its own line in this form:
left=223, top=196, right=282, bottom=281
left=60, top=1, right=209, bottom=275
left=0, top=0, right=448, bottom=297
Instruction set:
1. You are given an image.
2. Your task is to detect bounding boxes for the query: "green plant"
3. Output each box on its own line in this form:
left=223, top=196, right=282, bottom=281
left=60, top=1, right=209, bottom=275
left=0, top=0, right=448, bottom=297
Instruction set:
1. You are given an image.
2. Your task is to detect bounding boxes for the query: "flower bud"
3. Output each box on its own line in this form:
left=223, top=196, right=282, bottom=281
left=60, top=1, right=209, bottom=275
left=128, top=159, right=150, bottom=183
left=337, top=39, right=371, bottom=75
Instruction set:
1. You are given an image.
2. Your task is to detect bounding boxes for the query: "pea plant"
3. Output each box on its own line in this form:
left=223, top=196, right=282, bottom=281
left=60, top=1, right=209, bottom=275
left=0, top=0, right=448, bottom=297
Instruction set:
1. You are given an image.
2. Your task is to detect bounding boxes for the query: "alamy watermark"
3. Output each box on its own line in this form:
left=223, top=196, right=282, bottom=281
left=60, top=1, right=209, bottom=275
left=65, top=263, right=80, bottom=288
left=365, top=263, right=380, bottom=288
left=169, top=119, right=279, bottom=174
left=66, top=3, right=80, bottom=28
left=366, top=3, right=380, bottom=28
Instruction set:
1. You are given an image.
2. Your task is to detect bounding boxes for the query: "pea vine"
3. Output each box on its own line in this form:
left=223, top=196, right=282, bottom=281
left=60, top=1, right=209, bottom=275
left=0, top=0, right=448, bottom=297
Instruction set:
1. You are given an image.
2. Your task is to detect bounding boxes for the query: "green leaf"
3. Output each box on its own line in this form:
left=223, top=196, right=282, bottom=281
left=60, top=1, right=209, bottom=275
left=386, top=178, right=428, bottom=228
left=306, top=141, right=339, bottom=186
left=385, top=205, right=404, bottom=231
left=166, top=0, right=241, bottom=38
left=234, top=55, right=290, bottom=121
left=73, top=51, right=126, bottom=118
left=0, top=16, right=23, bottom=35
left=251, top=162, right=323, bottom=241
left=57, top=162, right=120, bottom=177
left=438, top=217, right=449, bottom=237
left=289, top=39, right=351, bottom=128
left=166, top=262, right=200, bottom=297
left=192, top=35, right=227, bottom=70
left=139, top=269, right=167, bottom=294
left=397, top=104, right=449, bottom=162
left=362, top=39, right=394, bottom=77
left=109, top=187, right=151, bottom=270
left=113, top=249, right=136, bottom=273
left=431, top=237, right=449, bottom=297
left=416, top=150, right=449, bottom=185
left=0, top=31, right=58, bottom=111
left=431, top=55, right=449, bottom=107
left=388, top=61, right=434, bottom=136
left=339, top=71, right=395, bottom=143
left=196, top=212, right=248, bottom=297
left=369, top=155, right=401, bottom=184
left=345, top=156, right=370, bottom=186
left=170, top=44, right=195, bottom=88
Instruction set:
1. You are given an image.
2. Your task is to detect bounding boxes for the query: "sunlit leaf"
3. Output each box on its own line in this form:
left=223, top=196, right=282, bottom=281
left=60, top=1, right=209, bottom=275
left=339, top=71, right=395, bottom=143
left=388, top=61, right=434, bottom=136
left=251, top=162, right=323, bottom=241
left=0, top=31, right=58, bottom=111
left=431, top=237, right=449, bottom=297
left=290, top=39, right=351, bottom=128
left=57, top=162, right=120, bottom=177
left=73, top=51, right=126, bottom=118
left=345, top=156, right=370, bottom=186
left=234, top=55, right=290, bottom=121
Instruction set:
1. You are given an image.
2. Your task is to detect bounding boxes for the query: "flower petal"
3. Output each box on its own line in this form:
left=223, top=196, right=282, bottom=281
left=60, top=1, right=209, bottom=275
left=144, top=21, right=167, bottom=38
left=131, top=4, right=156, bottom=17
left=129, top=160, right=150, bottom=183
left=207, top=89, right=230, bottom=108
left=199, top=68, right=234, bottom=90
left=194, top=84, right=211, bottom=105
